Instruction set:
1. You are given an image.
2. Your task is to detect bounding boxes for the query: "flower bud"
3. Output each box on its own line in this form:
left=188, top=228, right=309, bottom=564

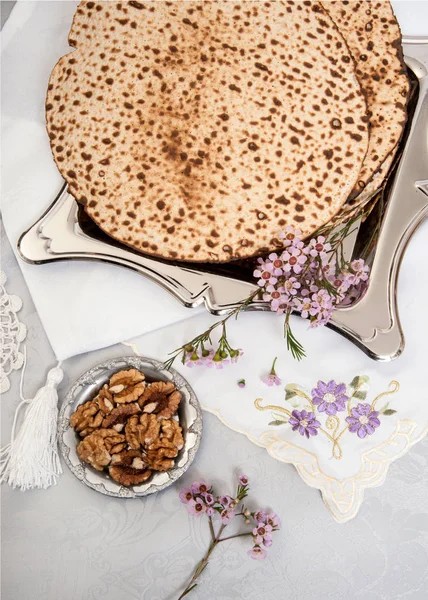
left=245, top=519, right=251, bottom=524
left=213, top=352, right=222, bottom=362
left=220, top=350, right=228, bottom=359
left=244, top=509, right=250, bottom=517
left=190, top=351, right=199, bottom=361
left=229, top=502, right=236, bottom=509
left=201, top=348, right=210, bottom=357
left=184, top=344, right=194, bottom=353
left=234, top=497, right=240, bottom=503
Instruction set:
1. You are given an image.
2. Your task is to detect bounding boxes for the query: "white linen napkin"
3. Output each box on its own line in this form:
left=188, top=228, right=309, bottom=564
left=1, top=1, right=201, bottom=361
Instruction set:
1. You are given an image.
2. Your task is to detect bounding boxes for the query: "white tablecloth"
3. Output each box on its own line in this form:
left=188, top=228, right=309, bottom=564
left=2, top=1, right=428, bottom=598
left=2, top=220, right=428, bottom=600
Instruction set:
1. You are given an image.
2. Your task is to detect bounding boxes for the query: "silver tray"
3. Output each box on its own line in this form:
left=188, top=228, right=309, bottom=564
left=58, top=355, right=203, bottom=498
left=18, top=38, right=428, bottom=362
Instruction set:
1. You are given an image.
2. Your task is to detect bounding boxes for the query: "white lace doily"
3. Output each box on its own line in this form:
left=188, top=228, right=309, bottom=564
left=0, top=271, right=27, bottom=393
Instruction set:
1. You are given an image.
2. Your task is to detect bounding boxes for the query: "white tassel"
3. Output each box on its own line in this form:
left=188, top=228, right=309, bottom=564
left=0, top=348, right=64, bottom=490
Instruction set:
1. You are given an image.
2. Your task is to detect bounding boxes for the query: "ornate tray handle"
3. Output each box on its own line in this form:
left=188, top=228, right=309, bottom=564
left=330, top=59, right=428, bottom=360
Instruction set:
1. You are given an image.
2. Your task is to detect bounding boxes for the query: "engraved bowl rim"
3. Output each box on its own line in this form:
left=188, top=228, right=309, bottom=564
left=58, top=355, right=203, bottom=498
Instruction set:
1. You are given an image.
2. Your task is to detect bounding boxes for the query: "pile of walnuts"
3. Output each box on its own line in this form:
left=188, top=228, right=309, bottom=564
left=69, top=368, right=184, bottom=486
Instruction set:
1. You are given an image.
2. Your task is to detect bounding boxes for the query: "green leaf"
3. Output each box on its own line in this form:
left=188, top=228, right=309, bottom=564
left=285, top=383, right=298, bottom=401
left=383, top=409, right=397, bottom=416
left=350, top=375, right=370, bottom=390
left=269, top=420, right=286, bottom=426
left=354, top=391, right=367, bottom=401
left=379, top=402, right=390, bottom=413
left=273, top=412, right=289, bottom=422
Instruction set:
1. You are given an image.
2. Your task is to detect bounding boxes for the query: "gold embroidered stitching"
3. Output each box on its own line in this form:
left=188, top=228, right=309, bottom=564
left=255, top=378, right=400, bottom=460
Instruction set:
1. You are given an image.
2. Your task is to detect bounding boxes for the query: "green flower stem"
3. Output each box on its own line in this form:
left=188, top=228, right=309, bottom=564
left=165, top=290, right=259, bottom=370
left=177, top=524, right=227, bottom=600
left=284, top=311, right=306, bottom=361
left=208, top=516, right=215, bottom=541
left=218, top=532, right=253, bottom=543
left=270, top=357, right=278, bottom=375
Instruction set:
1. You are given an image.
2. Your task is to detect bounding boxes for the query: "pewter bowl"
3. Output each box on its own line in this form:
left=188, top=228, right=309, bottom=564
left=58, top=355, right=202, bottom=498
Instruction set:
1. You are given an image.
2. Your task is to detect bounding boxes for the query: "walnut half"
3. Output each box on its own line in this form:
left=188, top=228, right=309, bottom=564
left=138, top=381, right=182, bottom=419
left=102, top=403, right=141, bottom=432
left=125, top=414, right=160, bottom=450
left=70, top=400, right=103, bottom=437
left=144, top=418, right=184, bottom=471
left=108, top=369, right=146, bottom=404
left=109, top=449, right=151, bottom=486
left=77, top=429, right=126, bottom=471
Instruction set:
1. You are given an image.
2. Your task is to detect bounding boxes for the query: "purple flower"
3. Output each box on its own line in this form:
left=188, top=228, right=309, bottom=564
left=270, top=294, right=293, bottom=315
left=349, top=259, right=370, bottom=285
left=230, top=349, right=244, bottom=364
left=262, top=357, right=281, bottom=386
left=281, top=246, right=307, bottom=275
left=248, top=545, right=267, bottom=560
left=267, top=252, right=287, bottom=277
left=262, top=287, right=282, bottom=304
left=253, top=523, right=273, bottom=545
left=185, top=350, right=205, bottom=368
left=238, top=379, right=246, bottom=388
left=265, top=512, right=281, bottom=529
left=185, top=348, right=220, bottom=369
left=212, top=354, right=230, bottom=369
left=346, top=403, right=381, bottom=438
left=219, top=495, right=233, bottom=507
left=189, top=497, right=206, bottom=517
left=329, top=271, right=354, bottom=300
left=311, top=380, right=348, bottom=415
left=279, top=277, right=301, bottom=297
left=254, top=259, right=277, bottom=288
left=310, top=289, right=334, bottom=315
left=191, top=479, right=210, bottom=495
left=294, top=297, right=318, bottom=320
left=220, top=508, right=235, bottom=524
left=305, top=235, right=331, bottom=263
left=262, top=374, right=282, bottom=386
left=278, top=226, right=303, bottom=248
left=254, top=509, right=267, bottom=523
left=203, top=492, right=215, bottom=505
left=179, top=488, right=194, bottom=504
left=288, top=409, right=321, bottom=438
left=239, top=475, right=249, bottom=486
left=205, top=506, right=215, bottom=517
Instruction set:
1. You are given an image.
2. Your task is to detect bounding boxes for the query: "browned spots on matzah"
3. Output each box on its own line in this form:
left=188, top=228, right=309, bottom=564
left=322, top=0, right=409, bottom=201
left=46, top=0, right=369, bottom=262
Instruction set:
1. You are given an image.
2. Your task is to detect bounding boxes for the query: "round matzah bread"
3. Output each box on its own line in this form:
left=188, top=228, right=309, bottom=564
left=330, top=151, right=394, bottom=226
left=322, top=0, right=409, bottom=200
left=46, top=0, right=369, bottom=262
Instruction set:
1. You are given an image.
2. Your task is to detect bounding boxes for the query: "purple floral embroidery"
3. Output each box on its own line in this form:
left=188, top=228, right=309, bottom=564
left=288, top=410, right=321, bottom=438
left=346, top=403, right=381, bottom=438
left=311, top=380, right=348, bottom=415
left=258, top=376, right=399, bottom=460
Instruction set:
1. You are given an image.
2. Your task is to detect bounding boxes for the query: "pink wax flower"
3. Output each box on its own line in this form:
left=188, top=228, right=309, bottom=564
left=248, top=546, right=267, bottom=560
left=239, top=475, right=249, bottom=486
left=262, top=357, right=281, bottom=386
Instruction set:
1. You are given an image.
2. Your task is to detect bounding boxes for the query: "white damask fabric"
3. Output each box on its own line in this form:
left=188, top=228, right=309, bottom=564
left=2, top=228, right=428, bottom=599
